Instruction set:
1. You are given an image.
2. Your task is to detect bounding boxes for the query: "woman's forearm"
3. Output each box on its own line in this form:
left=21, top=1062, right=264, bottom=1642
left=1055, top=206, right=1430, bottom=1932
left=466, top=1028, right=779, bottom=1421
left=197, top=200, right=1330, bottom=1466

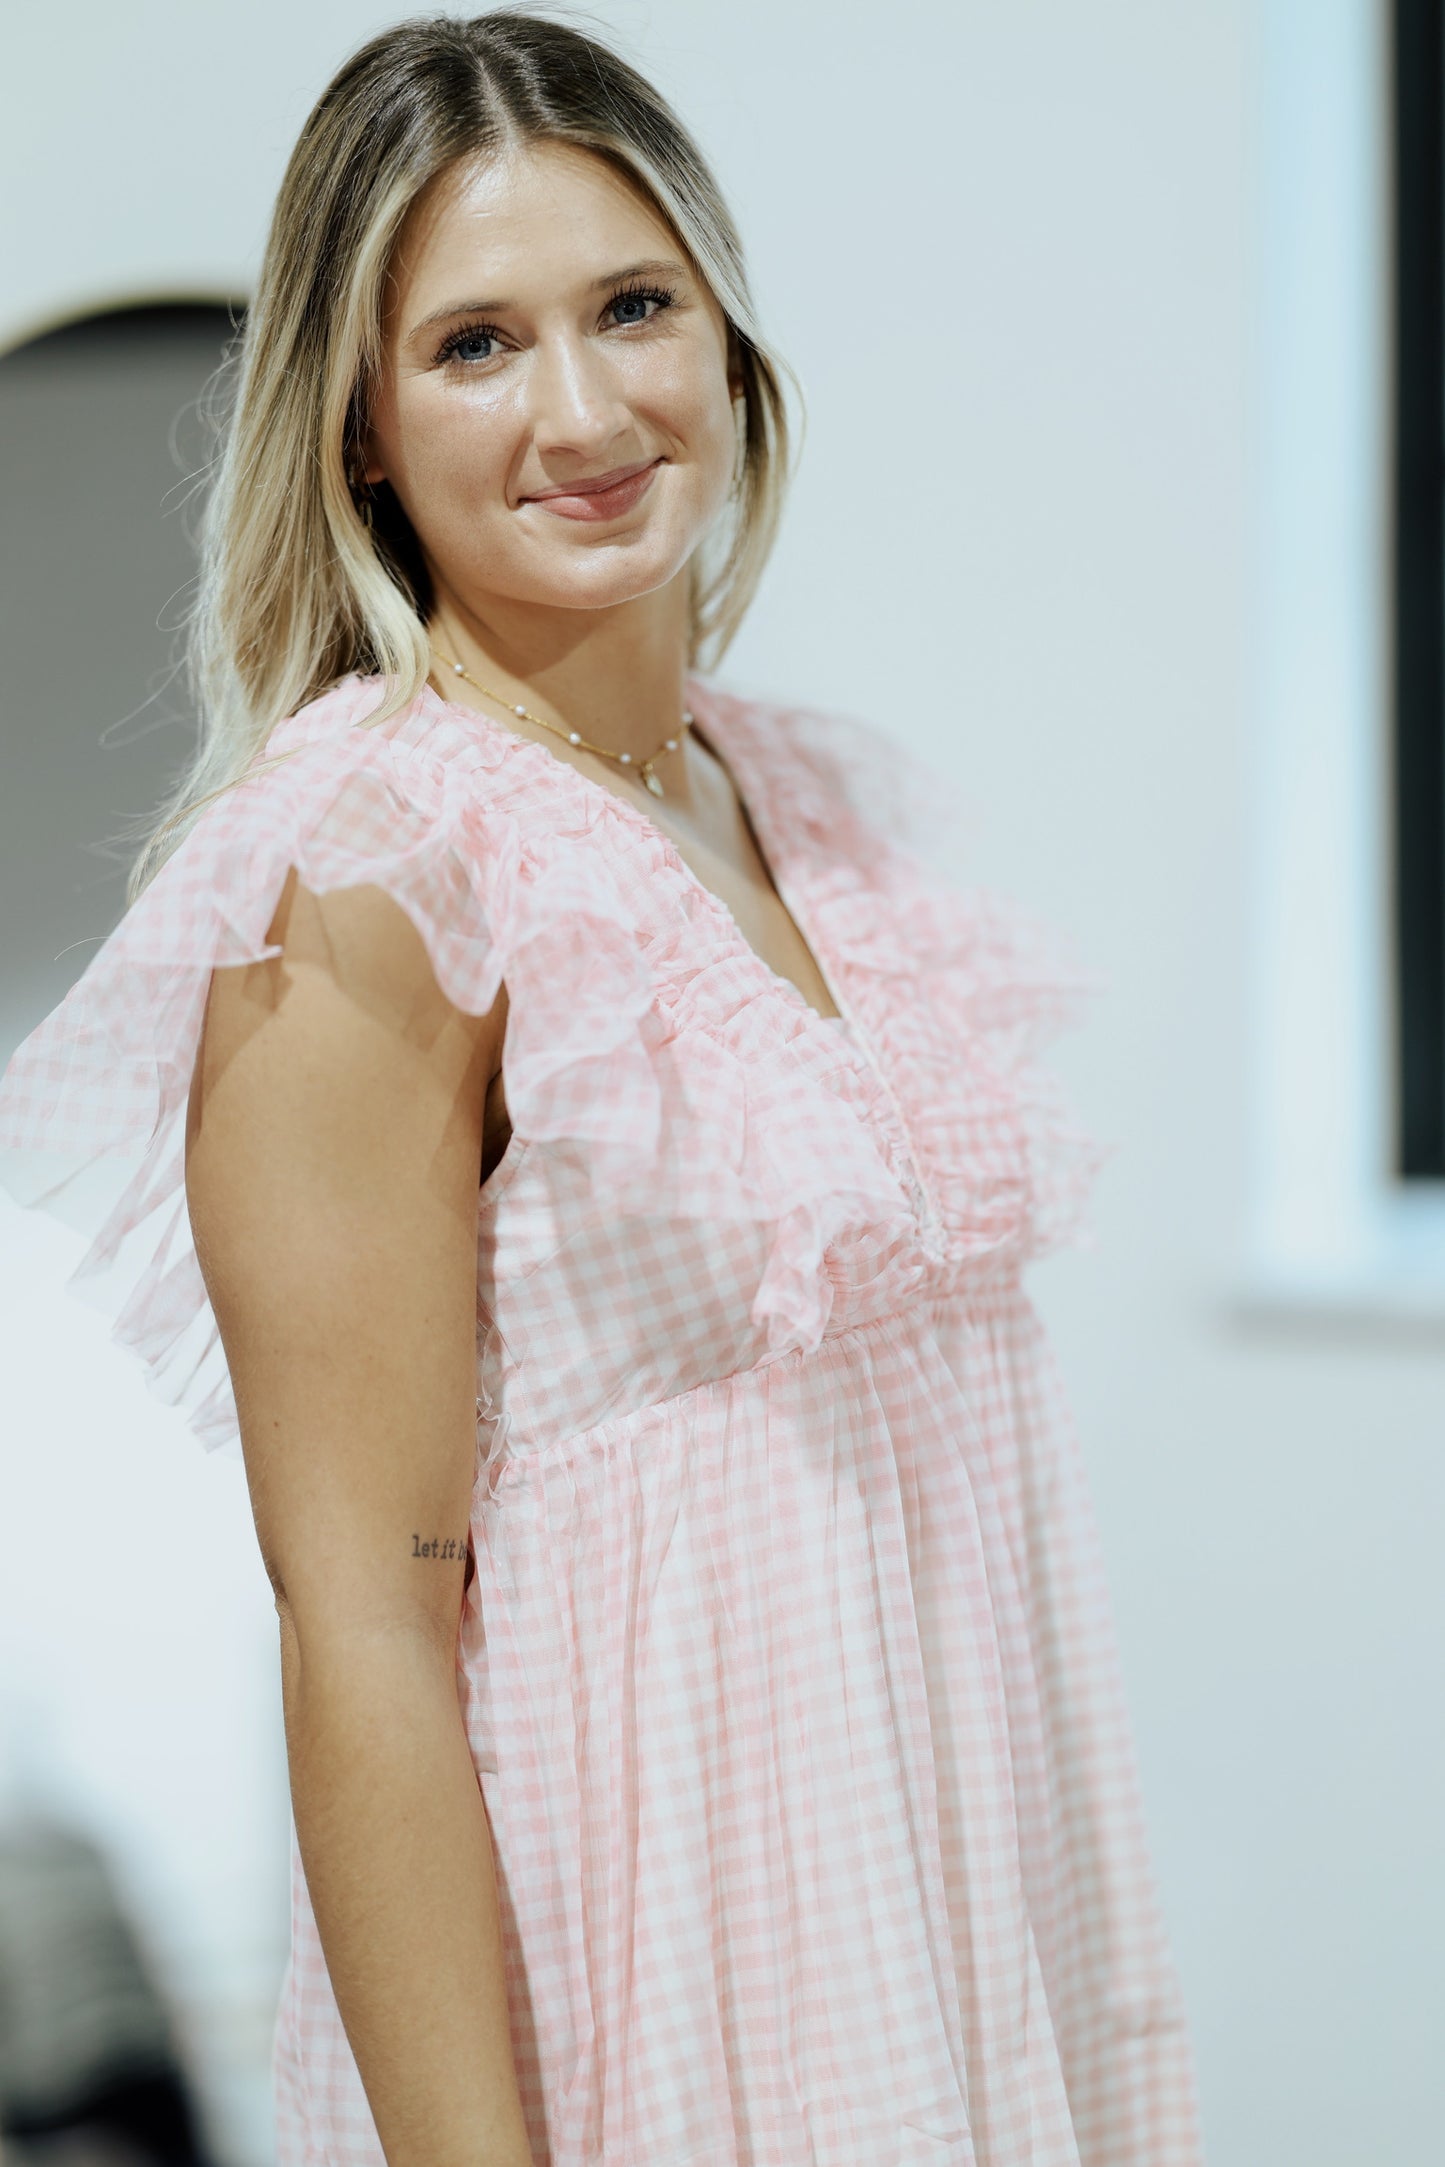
left=279, top=1616, right=533, bottom=2167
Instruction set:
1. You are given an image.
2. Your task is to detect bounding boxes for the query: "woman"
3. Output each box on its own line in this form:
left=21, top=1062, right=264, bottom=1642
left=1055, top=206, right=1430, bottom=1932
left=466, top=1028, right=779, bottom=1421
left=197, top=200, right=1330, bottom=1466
left=0, top=13, right=1204, bottom=2167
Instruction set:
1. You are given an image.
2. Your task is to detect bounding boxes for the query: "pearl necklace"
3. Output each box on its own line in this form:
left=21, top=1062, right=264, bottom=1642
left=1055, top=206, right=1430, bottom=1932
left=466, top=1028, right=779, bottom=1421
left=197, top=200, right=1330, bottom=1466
left=432, top=643, right=693, bottom=800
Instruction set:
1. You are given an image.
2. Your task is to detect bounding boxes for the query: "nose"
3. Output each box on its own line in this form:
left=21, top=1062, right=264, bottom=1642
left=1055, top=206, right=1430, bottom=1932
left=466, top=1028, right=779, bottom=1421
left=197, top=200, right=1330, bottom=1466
left=524, top=328, right=631, bottom=463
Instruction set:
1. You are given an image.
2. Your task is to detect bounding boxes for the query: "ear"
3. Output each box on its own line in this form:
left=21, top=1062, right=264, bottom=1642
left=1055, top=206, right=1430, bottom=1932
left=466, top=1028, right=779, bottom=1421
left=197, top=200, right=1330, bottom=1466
left=352, top=410, right=388, bottom=489
left=725, top=332, right=746, bottom=404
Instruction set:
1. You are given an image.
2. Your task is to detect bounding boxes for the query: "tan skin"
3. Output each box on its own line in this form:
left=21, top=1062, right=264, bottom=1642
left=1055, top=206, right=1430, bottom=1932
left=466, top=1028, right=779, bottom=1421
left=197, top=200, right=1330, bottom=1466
left=186, top=142, right=834, bottom=2167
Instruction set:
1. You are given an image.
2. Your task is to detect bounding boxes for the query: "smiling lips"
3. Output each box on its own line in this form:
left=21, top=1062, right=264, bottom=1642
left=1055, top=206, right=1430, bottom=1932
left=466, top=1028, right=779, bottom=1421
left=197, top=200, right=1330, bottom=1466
left=523, top=457, right=662, bottom=522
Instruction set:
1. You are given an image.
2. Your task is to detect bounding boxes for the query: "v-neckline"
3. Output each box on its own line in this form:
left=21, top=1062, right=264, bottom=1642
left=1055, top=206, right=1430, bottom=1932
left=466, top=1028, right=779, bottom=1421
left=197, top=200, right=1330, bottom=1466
left=414, top=674, right=944, bottom=1249
left=422, top=675, right=850, bottom=1032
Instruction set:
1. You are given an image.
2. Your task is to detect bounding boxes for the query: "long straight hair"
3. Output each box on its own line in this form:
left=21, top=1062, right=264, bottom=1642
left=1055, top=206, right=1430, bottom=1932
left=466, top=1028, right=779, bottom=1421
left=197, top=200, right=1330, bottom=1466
left=127, top=9, right=796, bottom=901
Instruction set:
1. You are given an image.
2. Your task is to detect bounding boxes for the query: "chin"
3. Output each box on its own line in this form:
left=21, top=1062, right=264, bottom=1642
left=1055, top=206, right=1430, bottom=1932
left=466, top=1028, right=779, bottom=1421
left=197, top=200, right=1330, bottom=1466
left=508, top=538, right=698, bottom=614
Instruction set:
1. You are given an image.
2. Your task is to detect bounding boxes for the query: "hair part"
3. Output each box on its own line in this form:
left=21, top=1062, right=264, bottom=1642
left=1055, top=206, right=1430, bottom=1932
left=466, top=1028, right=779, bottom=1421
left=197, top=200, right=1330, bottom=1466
left=128, top=8, right=798, bottom=901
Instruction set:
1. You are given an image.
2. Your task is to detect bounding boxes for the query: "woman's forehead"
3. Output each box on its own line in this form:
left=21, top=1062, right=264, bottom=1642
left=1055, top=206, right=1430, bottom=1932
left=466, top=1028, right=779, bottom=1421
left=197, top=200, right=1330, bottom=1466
left=388, top=144, right=681, bottom=318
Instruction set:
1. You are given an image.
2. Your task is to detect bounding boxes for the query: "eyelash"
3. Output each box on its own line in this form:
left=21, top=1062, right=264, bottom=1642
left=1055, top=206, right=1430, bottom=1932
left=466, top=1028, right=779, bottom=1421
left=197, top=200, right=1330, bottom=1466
left=433, top=281, right=678, bottom=368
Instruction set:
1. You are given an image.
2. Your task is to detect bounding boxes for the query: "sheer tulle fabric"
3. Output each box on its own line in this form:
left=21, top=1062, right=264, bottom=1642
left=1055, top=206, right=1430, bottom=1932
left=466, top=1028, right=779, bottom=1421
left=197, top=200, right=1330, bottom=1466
left=0, top=676, right=1202, bottom=2165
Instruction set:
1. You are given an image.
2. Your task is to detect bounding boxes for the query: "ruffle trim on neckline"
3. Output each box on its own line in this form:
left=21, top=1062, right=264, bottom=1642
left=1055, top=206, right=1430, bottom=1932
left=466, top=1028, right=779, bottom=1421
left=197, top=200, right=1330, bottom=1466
left=0, top=674, right=920, bottom=1461
left=692, top=688, right=1109, bottom=1272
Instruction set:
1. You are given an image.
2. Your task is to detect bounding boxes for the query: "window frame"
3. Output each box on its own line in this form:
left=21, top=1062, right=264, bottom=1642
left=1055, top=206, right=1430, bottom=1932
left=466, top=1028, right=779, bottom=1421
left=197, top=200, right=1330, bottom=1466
left=1240, top=0, right=1445, bottom=1324
left=1392, top=0, right=1445, bottom=1176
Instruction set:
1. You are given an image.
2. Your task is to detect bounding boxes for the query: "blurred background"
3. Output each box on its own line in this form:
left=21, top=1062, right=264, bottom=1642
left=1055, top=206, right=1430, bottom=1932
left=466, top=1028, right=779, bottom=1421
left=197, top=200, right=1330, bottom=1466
left=1, top=0, right=1442, bottom=2162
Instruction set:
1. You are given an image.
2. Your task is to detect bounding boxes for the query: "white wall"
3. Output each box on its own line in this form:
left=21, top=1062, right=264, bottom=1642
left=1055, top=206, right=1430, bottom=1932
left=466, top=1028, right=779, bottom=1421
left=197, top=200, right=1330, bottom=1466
left=2, top=3, right=1442, bottom=2163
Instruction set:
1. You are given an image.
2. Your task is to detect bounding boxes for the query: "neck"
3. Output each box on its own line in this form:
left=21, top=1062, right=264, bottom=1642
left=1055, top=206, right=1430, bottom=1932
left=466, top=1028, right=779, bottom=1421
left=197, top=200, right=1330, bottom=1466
left=427, top=571, right=694, bottom=763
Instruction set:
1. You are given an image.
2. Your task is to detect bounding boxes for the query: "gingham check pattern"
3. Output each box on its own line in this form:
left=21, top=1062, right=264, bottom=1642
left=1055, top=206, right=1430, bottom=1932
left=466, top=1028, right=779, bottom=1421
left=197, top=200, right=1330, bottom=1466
left=0, top=676, right=1203, bottom=2165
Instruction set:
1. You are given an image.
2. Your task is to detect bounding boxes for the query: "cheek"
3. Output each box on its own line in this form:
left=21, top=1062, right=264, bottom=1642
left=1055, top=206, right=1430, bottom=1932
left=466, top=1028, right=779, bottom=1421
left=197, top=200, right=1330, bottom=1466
left=390, top=379, right=518, bottom=505
left=632, top=348, right=737, bottom=492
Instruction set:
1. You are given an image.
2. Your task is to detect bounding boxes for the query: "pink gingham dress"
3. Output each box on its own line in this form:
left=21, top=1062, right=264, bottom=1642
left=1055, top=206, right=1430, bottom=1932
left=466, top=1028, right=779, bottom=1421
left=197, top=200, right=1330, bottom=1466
left=0, top=673, right=1204, bottom=2167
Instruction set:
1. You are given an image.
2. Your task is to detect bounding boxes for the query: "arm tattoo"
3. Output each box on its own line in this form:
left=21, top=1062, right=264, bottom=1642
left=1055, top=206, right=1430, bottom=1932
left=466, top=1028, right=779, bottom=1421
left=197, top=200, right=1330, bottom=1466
left=411, top=1532, right=469, bottom=1560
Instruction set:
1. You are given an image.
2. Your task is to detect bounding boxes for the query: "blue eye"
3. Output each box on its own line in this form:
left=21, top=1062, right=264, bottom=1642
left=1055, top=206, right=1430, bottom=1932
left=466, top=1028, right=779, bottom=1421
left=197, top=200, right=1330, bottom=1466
left=438, top=325, right=498, bottom=366
left=606, top=284, right=675, bottom=328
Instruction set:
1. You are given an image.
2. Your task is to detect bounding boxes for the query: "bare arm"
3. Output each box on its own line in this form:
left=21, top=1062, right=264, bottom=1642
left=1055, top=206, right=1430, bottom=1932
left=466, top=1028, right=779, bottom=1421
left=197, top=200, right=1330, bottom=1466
left=185, top=869, right=530, bottom=2167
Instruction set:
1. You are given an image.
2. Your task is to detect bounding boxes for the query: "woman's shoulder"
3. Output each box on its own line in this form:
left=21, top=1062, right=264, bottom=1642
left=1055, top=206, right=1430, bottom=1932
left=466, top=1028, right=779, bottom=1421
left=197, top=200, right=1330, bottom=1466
left=257, top=669, right=522, bottom=779
left=0, top=671, right=533, bottom=1465
left=261, top=669, right=397, bottom=751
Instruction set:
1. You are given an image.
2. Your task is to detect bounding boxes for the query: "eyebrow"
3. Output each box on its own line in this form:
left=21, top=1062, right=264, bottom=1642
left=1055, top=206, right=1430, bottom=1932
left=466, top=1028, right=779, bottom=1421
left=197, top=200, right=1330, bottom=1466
left=408, top=258, right=692, bottom=340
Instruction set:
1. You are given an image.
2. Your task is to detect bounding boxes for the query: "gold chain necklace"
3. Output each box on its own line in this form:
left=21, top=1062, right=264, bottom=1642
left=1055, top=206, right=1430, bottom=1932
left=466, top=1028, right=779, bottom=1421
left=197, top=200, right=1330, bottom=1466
left=431, top=642, right=693, bottom=800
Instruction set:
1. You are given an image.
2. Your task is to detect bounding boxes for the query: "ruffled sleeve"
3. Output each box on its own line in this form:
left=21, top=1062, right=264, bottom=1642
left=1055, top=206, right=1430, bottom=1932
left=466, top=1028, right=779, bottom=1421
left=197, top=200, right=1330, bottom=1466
left=0, top=680, right=521, bottom=1461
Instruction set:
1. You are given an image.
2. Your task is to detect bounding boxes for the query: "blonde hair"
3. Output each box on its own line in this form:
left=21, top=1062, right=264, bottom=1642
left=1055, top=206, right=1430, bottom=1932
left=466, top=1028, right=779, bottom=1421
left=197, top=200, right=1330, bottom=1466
left=128, top=8, right=796, bottom=901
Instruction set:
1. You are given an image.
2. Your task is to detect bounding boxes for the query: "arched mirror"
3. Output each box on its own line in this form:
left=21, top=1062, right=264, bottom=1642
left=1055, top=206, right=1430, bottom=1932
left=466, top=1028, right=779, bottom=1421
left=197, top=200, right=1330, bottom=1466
left=0, top=300, right=241, bottom=1059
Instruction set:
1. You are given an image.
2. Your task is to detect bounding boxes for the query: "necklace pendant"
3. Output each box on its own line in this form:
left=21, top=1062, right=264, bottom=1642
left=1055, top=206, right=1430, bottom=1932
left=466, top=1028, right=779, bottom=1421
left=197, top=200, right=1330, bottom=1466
left=642, top=763, right=665, bottom=798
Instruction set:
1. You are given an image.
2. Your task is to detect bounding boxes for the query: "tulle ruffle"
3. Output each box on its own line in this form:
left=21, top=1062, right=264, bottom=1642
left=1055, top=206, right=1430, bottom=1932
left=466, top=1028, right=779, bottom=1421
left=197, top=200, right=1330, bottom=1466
left=696, top=689, right=1108, bottom=1268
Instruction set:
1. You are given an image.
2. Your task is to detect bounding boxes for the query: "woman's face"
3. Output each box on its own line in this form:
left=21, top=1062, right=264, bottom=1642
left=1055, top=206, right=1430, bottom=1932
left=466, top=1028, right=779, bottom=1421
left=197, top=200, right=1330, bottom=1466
left=362, top=140, right=740, bottom=626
